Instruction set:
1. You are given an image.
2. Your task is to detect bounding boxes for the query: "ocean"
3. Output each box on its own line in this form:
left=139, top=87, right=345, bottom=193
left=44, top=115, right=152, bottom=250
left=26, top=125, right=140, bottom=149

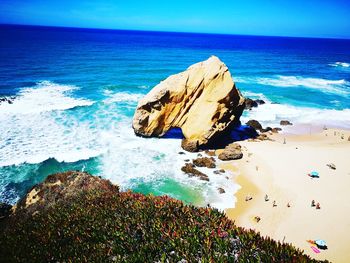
left=1, top=24, right=349, bottom=208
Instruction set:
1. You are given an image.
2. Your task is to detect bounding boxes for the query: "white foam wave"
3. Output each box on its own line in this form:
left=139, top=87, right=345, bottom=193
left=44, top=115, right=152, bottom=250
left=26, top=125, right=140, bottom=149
left=0, top=81, right=99, bottom=167
left=241, top=91, right=271, bottom=103
left=103, top=90, right=144, bottom=104
left=242, top=102, right=350, bottom=130
left=98, top=122, right=239, bottom=210
left=329, top=62, right=350, bottom=68
left=0, top=81, right=93, bottom=115
left=237, top=76, right=349, bottom=96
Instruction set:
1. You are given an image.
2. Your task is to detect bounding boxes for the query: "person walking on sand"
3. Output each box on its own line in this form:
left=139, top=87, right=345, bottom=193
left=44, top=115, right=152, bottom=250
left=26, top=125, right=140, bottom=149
left=287, top=202, right=291, bottom=208
left=265, top=194, right=269, bottom=201
left=316, top=203, right=321, bottom=209
left=273, top=200, right=277, bottom=207
left=311, top=200, right=315, bottom=207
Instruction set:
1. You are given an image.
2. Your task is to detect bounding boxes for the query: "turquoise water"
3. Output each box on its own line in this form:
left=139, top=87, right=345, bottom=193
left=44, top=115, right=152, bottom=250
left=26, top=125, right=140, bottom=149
left=0, top=25, right=350, bottom=207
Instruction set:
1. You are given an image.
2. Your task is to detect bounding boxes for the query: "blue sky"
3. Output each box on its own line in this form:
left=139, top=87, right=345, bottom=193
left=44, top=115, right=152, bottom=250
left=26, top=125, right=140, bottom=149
left=0, top=0, right=349, bottom=38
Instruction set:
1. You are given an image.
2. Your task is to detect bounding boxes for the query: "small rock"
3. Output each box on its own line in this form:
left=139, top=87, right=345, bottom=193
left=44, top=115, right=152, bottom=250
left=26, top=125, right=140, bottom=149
left=244, top=98, right=258, bottom=110
left=218, top=143, right=243, bottom=161
left=255, top=99, right=265, bottom=105
left=271, top=127, right=282, bottom=133
left=348, top=136, right=350, bottom=141
left=204, top=150, right=215, bottom=156
left=244, top=98, right=265, bottom=110
left=197, top=153, right=203, bottom=157
left=280, top=120, right=293, bottom=126
left=246, top=120, right=263, bottom=131
left=181, top=139, right=198, bottom=152
left=327, top=163, right=336, bottom=170
left=193, top=157, right=216, bottom=168
left=218, top=187, right=225, bottom=194
left=181, top=163, right=209, bottom=181
left=184, top=159, right=190, bottom=162
left=261, top=127, right=272, bottom=133
left=178, top=151, right=185, bottom=155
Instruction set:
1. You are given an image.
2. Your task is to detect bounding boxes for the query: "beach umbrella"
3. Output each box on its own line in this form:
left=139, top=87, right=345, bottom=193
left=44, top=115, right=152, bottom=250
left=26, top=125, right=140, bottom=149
left=310, top=171, right=319, bottom=177
left=315, top=239, right=327, bottom=249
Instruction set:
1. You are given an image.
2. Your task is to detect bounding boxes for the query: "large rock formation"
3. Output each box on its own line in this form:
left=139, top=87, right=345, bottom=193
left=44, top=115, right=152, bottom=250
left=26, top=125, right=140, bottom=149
left=12, top=171, right=118, bottom=216
left=132, top=56, right=245, bottom=151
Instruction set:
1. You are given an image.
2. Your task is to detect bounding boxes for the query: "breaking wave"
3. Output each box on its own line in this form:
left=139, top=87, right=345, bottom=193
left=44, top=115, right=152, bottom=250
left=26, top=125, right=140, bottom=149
left=236, top=76, right=349, bottom=96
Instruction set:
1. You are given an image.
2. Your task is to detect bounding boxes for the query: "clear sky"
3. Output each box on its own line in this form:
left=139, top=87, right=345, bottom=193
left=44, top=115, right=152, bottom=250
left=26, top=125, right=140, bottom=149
left=0, top=0, right=349, bottom=39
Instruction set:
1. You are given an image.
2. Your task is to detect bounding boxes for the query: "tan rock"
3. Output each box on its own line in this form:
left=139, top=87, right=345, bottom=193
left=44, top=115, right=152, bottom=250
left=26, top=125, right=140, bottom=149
left=192, top=157, right=216, bottom=168
left=132, top=56, right=245, bottom=150
left=218, top=143, right=243, bottom=161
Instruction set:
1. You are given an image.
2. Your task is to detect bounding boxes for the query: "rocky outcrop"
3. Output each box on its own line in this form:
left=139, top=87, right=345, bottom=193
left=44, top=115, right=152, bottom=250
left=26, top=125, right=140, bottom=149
left=13, top=171, right=118, bottom=216
left=133, top=56, right=245, bottom=151
left=218, top=143, right=243, bottom=161
left=193, top=157, right=216, bottom=168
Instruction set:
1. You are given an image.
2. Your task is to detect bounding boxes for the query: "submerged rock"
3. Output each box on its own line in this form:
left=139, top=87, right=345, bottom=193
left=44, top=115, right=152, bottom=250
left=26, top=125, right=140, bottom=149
left=193, top=157, right=216, bottom=168
left=132, top=56, right=245, bottom=151
left=218, top=143, right=243, bottom=161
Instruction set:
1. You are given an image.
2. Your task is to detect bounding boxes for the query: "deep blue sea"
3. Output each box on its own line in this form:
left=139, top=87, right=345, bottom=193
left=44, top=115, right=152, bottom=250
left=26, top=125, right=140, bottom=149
left=1, top=24, right=349, bottom=208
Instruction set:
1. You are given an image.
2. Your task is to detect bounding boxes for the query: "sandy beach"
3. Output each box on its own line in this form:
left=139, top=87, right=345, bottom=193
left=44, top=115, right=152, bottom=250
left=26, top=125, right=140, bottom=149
left=224, top=128, right=350, bottom=262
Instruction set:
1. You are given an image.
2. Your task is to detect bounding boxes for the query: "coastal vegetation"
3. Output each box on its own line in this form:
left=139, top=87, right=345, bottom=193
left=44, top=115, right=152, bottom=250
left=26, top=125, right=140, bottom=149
left=0, top=171, right=326, bottom=262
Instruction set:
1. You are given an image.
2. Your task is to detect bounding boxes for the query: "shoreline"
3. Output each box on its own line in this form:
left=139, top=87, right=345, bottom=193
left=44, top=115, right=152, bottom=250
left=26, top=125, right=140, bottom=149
left=224, top=128, right=350, bottom=262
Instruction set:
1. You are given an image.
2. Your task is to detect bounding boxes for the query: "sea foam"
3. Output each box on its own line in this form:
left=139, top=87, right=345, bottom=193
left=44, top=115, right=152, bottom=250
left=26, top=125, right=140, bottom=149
left=329, top=62, right=350, bottom=68
left=0, top=81, right=93, bottom=114
left=242, top=101, right=350, bottom=130
left=0, top=86, right=239, bottom=210
left=236, top=75, right=349, bottom=96
left=0, top=81, right=99, bottom=167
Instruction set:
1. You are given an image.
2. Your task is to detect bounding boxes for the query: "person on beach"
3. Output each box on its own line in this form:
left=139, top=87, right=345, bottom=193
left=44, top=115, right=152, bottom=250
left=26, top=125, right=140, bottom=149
left=265, top=194, right=269, bottom=201
left=316, top=203, right=321, bottom=209
left=273, top=200, right=277, bottom=207
left=287, top=202, right=291, bottom=207
left=311, top=200, right=315, bottom=207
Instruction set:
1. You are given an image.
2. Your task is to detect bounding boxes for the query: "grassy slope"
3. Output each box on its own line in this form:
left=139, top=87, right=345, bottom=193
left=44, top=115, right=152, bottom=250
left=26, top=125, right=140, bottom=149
left=0, top=173, right=326, bottom=262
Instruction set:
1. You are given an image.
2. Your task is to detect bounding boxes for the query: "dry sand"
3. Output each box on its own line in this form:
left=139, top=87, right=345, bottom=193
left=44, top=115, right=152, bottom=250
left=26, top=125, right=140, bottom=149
left=224, top=128, right=350, bottom=262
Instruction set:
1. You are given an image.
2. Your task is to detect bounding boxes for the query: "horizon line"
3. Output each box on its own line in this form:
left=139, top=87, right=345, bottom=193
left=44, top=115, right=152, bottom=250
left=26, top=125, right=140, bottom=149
left=1, top=22, right=350, bottom=41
